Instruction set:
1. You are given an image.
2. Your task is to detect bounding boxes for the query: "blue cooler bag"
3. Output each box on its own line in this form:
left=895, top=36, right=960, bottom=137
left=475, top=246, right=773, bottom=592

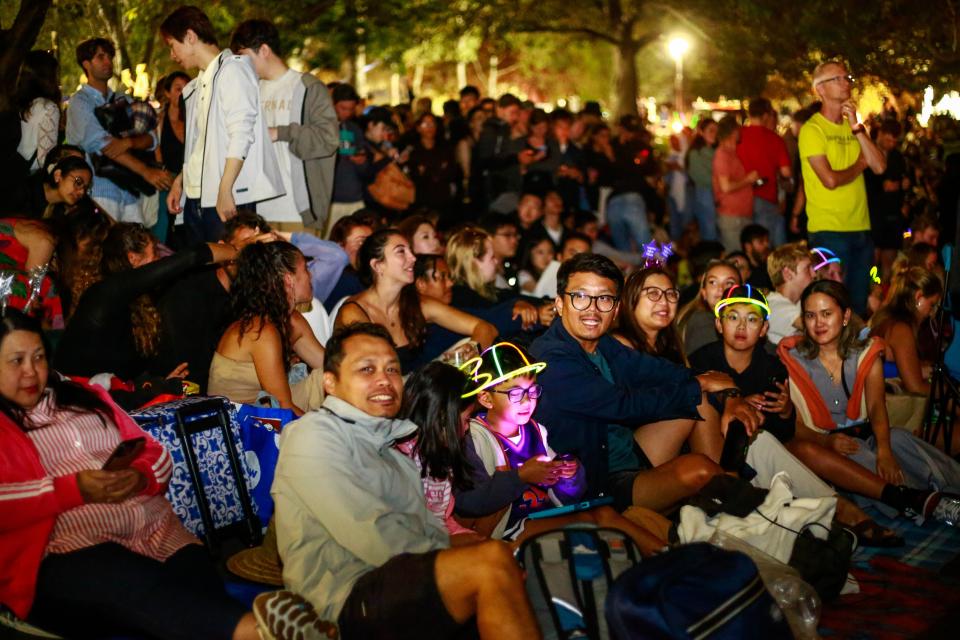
left=605, top=542, right=791, bottom=640
left=235, top=404, right=296, bottom=528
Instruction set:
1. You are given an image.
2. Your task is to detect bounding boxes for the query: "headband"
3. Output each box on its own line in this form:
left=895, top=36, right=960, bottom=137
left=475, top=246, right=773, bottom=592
left=810, top=247, right=841, bottom=272
left=713, top=284, right=771, bottom=319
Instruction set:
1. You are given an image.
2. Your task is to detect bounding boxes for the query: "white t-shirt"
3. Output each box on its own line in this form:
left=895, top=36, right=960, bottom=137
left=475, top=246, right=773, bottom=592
left=184, top=58, right=220, bottom=199
left=766, top=291, right=801, bottom=345
left=18, top=98, right=60, bottom=172
left=256, top=69, right=302, bottom=223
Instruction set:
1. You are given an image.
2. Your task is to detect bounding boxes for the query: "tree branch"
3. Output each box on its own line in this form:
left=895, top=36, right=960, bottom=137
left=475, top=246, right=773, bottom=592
left=0, top=0, right=54, bottom=111
left=511, top=23, right=620, bottom=46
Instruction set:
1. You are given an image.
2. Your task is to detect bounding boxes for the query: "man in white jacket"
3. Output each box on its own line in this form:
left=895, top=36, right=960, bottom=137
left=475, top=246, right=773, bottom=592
left=160, top=5, right=283, bottom=246
left=272, top=323, right=540, bottom=639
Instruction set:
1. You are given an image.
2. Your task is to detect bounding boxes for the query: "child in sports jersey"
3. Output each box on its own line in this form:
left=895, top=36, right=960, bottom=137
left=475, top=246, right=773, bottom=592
left=453, top=342, right=669, bottom=553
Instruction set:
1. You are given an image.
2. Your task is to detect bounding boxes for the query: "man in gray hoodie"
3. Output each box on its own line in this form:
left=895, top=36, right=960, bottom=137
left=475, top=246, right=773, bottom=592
left=273, top=323, right=540, bottom=639
left=232, top=20, right=339, bottom=234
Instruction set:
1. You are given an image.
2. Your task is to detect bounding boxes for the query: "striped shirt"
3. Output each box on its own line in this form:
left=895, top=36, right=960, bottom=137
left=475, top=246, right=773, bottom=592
left=24, top=389, right=198, bottom=559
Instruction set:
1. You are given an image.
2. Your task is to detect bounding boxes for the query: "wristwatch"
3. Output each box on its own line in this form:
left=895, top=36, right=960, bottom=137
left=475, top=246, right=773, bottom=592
left=851, top=124, right=867, bottom=136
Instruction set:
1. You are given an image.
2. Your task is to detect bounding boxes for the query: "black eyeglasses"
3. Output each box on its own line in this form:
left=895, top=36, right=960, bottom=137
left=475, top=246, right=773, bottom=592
left=563, top=291, right=619, bottom=312
left=490, top=383, right=543, bottom=403
left=72, top=175, right=89, bottom=191
left=640, top=286, right=680, bottom=303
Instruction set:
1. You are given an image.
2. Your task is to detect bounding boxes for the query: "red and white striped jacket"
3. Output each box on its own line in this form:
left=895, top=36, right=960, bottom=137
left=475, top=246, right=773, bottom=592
left=0, top=382, right=190, bottom=619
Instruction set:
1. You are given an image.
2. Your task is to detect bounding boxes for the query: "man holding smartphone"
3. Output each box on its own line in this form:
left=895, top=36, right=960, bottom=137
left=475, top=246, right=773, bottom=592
left=799, top=60, right=886, bottom=315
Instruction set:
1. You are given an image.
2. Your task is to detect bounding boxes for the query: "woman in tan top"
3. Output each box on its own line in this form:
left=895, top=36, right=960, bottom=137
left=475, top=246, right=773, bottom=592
left=209, top=241, right=325, bottom=415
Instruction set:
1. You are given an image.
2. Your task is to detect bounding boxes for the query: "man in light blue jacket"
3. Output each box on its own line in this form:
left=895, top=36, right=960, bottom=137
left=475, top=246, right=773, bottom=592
left=160, top=5, right=283, bottom=246
left=272, top=323, right=540, bottom=639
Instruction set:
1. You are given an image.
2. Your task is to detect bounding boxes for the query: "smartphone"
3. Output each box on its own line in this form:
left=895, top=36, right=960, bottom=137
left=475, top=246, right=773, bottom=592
left=102, top=437, right=146, bottom=471
left=719, top=420, right=749, bottom=472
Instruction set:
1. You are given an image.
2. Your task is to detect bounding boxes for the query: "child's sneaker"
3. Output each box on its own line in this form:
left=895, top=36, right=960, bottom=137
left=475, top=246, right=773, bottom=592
left=253, top=590, right=337, bottom=640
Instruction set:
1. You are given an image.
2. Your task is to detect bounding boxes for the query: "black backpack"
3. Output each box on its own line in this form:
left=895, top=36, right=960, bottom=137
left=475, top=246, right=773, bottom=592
left=605, top=542, right=792, bottom=639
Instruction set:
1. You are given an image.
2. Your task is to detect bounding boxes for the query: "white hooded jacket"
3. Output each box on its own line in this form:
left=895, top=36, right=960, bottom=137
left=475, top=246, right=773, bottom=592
left=180, top=51, right=283, bottom=208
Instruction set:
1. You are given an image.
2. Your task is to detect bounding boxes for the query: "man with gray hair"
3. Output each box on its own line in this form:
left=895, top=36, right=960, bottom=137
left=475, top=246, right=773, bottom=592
left=798, top=60, right=885, bottom=314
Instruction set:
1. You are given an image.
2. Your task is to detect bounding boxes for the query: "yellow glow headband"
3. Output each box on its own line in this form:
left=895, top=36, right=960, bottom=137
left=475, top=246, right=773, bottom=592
left=459, top=342, right=547, bottom=398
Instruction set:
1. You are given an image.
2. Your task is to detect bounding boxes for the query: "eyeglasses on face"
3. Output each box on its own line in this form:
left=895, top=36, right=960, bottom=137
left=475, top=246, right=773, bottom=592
left=640, top=286, right=680, bottom=303
left=70, top=175, right=89, bottom=191
left=563, top=291, right=619, bottom=312
left=491, top=383, right=543, bottom=403
left=816, top=74, right=855, bottom=87
left=721, top=311, right=764, bottom=326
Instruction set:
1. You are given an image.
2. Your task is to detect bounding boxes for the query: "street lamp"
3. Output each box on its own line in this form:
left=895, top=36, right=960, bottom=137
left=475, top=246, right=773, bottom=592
left=667, top=36, right=690, bottom=119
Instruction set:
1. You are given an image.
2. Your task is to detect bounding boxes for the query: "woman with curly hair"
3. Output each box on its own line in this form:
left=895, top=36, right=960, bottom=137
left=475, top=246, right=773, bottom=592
left=54, top=223, right=236, bottom=382
left=334, top=228, right=496, bottom=372
left=208, top=241, right=325, bottom=415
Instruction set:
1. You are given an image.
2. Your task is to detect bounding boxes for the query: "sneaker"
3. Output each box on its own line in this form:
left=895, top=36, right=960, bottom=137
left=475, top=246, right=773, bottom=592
left=931, top=493, right=960, bottom=527
left=253, top=590, right=338, bottom=640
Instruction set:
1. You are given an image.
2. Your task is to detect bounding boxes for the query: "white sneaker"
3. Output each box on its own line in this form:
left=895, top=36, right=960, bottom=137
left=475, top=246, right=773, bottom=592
left=253, top=590, right=338, bottom=640
left=931, top=493, right=960, bottom=526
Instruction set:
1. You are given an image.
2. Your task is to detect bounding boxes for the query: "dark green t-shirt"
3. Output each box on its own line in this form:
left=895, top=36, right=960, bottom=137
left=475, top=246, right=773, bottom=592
left=585, top=349, right=640, bottom=473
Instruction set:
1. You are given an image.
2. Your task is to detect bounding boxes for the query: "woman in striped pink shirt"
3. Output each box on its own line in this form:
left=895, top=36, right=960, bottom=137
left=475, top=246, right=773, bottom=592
left=0, top=310, right=262, bottom=639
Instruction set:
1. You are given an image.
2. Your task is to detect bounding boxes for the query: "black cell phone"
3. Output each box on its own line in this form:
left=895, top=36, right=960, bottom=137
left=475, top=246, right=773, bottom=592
left=719, top=421, right=750, bottom=472
left=769, top=375, right=785, bottom=391
left=102, top=437, right=146, bottom=471
left=555, top=453, right=576, bottom=463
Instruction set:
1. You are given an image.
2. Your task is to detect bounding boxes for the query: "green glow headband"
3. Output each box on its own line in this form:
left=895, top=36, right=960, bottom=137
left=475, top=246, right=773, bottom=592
left=713, top=284, right=770, bottom=319
left=459, top=342, right=547, bottom=398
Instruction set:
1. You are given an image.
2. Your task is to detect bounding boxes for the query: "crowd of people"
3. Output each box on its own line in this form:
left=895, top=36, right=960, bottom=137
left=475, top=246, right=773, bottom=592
left=2, top=4, right=960, bottom=639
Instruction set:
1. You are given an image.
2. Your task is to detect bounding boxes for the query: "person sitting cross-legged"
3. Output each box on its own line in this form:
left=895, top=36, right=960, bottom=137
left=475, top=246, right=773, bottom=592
left=452, top=342, right=670, bottom=554
left=529, top=253, right=765, bottom=514
left=689, top=284, right=938, bottom=544
left=271, top=323, right=542, bottom=640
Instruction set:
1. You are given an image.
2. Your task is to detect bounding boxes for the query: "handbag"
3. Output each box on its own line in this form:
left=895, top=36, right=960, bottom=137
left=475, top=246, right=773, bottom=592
left=787, top=521, right=855, bottom=601
left=368, top=162, right=415, bottom=210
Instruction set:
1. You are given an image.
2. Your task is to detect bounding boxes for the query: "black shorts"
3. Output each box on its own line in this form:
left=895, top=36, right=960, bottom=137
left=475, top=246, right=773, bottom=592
left=338, top=550, right=478, bottom=640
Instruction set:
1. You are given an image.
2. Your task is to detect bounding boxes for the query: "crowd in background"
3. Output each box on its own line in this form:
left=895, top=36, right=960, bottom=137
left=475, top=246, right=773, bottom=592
left=3, top=5, right=960, bottom=639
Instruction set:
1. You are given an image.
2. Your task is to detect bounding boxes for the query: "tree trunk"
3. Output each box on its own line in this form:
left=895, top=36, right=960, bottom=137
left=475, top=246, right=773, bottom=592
left=613, top=38, right=639, bottom=117
left=0, top=0, right=54, bottom=111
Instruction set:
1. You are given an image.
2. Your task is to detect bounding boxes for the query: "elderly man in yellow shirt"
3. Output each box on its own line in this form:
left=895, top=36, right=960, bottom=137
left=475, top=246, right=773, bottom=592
left=799, top=60, right=886, bottom=315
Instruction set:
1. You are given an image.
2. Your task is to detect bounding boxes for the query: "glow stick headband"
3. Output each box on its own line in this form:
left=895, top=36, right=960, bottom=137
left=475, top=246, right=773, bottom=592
left=713, top=284, right=771, bottom=319
left=810, top=247, right=840, bottom=272
left=459, top=341, right=547, bottom=398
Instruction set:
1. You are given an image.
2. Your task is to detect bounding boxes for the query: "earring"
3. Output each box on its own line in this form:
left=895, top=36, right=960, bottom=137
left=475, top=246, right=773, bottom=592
left=843, top=321, right=848, bottom=326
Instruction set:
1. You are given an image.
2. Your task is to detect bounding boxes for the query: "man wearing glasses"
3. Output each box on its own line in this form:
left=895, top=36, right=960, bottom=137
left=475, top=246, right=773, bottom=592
left=530, top=253, right=763, bottom=513
left=799, top=60, right=886, bottom=315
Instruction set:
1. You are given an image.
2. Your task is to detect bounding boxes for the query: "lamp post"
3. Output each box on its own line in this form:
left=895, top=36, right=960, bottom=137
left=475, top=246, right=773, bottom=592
left=667, top=36, right=690, bottom=120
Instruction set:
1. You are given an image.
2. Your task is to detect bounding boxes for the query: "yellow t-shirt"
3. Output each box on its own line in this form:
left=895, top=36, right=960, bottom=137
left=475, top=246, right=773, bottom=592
left=798, top=113, right=870, bottom=233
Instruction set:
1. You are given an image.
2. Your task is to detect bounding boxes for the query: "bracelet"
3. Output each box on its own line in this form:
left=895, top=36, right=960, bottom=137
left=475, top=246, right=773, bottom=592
left=851, top=124, right=866, bottom=136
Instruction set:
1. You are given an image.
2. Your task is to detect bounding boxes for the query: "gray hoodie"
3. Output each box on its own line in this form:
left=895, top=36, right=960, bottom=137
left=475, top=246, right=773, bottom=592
left=273, top=395, right=449, bottom=620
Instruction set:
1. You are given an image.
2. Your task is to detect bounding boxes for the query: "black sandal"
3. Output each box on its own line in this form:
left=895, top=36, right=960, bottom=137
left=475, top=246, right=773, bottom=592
left=849, top=519, right=905, bottom=548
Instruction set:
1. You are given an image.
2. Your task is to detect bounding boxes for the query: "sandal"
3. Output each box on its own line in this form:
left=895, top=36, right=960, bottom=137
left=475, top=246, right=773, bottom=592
left=849, top=519, right=905, bottom=548
left=254, top=590, right=338, bottom=640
